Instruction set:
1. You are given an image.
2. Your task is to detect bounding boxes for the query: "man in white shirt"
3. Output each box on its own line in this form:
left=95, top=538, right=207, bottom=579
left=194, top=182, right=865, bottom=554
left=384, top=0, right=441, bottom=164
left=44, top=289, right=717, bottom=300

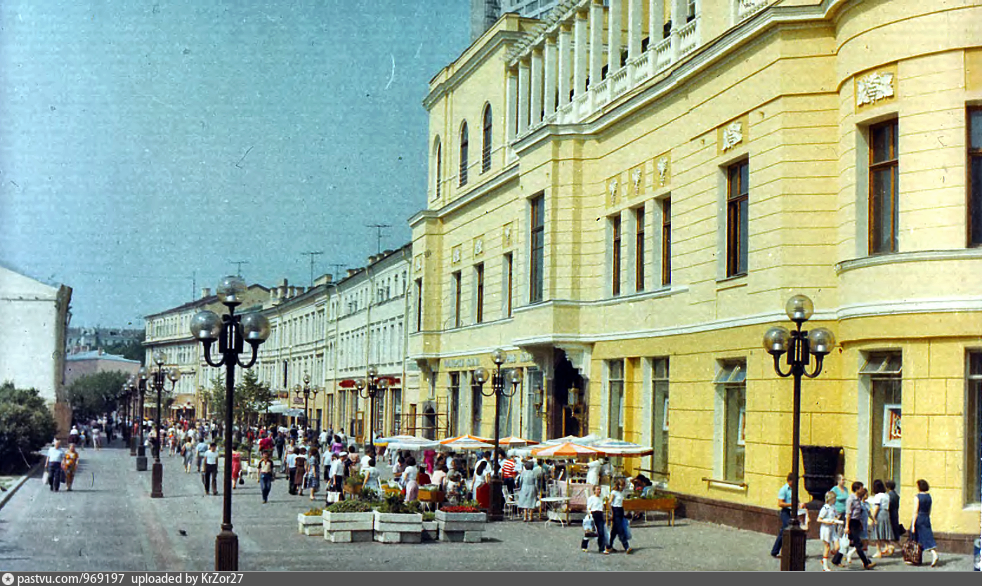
left=45, top=440, right=66, bottom=491
left=586, top=458, right=604, bottom=486
left=328, top=453, right=345, bottom=501
left=202, top=443, right=219, bottom=495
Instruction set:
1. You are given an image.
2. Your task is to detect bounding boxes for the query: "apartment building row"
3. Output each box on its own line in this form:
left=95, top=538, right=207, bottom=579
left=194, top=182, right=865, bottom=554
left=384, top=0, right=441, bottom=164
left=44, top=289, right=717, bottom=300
left=407, top=0, right=982, bottom=548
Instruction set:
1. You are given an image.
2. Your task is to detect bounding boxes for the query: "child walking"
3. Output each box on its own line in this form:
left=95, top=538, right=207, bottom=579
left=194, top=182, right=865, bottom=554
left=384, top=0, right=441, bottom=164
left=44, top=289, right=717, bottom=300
left=585, top=485, right=608, bottom=554
left=818, top=490, right=843, bottom=571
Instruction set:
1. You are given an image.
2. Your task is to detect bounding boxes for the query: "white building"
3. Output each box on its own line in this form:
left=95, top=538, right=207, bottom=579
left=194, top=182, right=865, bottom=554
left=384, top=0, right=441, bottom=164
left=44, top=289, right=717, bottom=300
left=0, top=264, right=73, bottom=436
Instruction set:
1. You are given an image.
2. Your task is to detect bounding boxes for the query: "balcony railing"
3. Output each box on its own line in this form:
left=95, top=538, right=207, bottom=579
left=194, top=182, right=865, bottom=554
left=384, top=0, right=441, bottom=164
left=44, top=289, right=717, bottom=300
left=515, top=18, right=700, bottom=139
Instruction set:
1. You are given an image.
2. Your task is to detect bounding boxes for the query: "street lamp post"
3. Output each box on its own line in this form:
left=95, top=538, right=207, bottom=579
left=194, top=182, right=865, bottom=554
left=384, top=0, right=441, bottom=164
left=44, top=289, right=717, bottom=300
left=136, top=371, right=149, bottom=471
left=126, top=378, right=138, bottom=456
left=763, top=294, right=836, bottom=572
left=356, top=365, right=388, bottom=449
left=190, top=275, right=270, bottom=571
left=473, top=349, right=522, bottom=522
left=293, top=373, right=319, bottom=437
left=144, top=350, right=181, bottom=499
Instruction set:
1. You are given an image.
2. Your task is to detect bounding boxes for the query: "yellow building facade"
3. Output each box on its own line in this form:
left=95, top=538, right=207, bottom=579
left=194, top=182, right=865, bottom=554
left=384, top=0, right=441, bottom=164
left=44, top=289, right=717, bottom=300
left=409, top=0, right=982, bottom=547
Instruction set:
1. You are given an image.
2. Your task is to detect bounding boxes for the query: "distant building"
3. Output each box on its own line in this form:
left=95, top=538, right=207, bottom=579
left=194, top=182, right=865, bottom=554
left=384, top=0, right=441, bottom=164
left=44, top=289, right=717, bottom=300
left=64, top=349, right=141, bottom=387
left=66, top=327, right=142, bottom=355
left=472, top=0, right=565, bottom=40
left=0, top=264, right=73, bottom=436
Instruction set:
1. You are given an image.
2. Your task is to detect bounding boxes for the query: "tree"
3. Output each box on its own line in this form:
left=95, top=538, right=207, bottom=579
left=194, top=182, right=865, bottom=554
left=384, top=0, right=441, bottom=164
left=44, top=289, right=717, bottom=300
left=65, top=371, right=129, bottom=421
left=102, top=332, right=145, bottom=363
left=0, top=382, right=57, bottom=472
left=236, top=369, right=272, bottom=427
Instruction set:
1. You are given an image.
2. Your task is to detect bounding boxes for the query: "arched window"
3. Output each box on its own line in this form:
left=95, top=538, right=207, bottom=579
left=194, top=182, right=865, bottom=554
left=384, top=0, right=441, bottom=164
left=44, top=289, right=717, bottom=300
left=482, top=104, right=493, bottom=173
left=459, top=122, right=469, bottom=187
left=433, top=137, right=442, bottom=200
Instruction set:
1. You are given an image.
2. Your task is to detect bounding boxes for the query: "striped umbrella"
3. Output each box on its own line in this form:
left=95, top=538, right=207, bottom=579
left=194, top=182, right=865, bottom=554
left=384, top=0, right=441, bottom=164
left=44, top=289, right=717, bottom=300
left=438, top=434, right=494, bottom=451
left=498, top=436, right=538, bottom=447
left=530, top=442, right=605, bottom=459
left=591, top=439, right=654, bottom=456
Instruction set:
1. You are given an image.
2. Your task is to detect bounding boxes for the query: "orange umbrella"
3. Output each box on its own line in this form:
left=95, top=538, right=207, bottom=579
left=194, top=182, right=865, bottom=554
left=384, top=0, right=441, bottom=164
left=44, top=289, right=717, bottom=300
left=499, top=436, right=538, bottom=447
left=530, top=442, right=604, bottom=459
left=439, top=434, right=491, bottom=445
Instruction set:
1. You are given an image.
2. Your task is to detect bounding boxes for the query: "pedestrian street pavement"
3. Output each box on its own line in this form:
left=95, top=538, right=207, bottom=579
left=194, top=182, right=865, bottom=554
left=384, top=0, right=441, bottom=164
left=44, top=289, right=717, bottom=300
left=0, top=441, right=975, bottom=572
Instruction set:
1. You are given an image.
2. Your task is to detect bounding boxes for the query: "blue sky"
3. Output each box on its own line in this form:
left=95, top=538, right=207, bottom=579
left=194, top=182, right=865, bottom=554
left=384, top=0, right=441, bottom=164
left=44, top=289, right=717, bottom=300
left=0, top=0, right=471, bottom=328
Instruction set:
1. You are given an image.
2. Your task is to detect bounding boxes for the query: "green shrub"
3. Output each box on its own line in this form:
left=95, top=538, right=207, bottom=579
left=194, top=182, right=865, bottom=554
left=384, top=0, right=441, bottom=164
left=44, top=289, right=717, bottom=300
left=0, top=383, right=57, bottom=473
left=375, top=493, right=421, bottom=514
left=325, top=499, right=377, bottom=513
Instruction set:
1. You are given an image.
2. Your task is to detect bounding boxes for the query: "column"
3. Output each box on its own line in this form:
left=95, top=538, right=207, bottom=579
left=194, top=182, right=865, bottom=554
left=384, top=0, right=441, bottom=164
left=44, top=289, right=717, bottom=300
left=544, top=35, right=558, bottom=118
left=531, top=48, right=543, bottom=126
left=628, top=0, right=642, bottom=59
left=558, top=24, right=572, bottom=108
left=518, top=58, right=530, bottom=135
left=506, top=67, right=518, bottom=142
left=670, top=0, right=686, bottom=61
left=589, top=0, right=604, bottom=88
left=608, top=0, right=622, bottom=74
left=574, top=10, right=588, bottom=96
left=649, top=0, right=665, bottom=46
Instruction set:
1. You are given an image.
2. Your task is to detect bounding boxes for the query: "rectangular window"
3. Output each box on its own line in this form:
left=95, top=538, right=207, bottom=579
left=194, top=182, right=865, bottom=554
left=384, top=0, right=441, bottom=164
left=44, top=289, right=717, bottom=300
left=635, top=207, right=645, bottom=292
left=611, top=215, right=622, bottom=296
left=869, top=120, right=899, bottom=254
left=503, top=253, right=514, bottom=318
left=607, top=359, right=625, bottom=440
left=530, top=194, right=545, bottom=303
left=391, top=389, right=402, bottom=435
left=471, top=373, right=484, bottom=435
left=662, top=197, right=672, bottom=286
left=326, top=394, right=334, bottom=429
left=967, top=352, right=982, bottom=503
left=414, top=278, right=423, bottom=332
left=651, top=357, right=670, bottom=478
left=474, top=263, right=485, bottom=324
left=726, top=160, right=749, bottom=277
left=449, top=372, right=460, bottom=437
left=452, top=271, right=462, bottom=328
left=715, top=361, right=746, bottom=483
left=969, top=108, right=982, bottom=246
left=861, top=352, right=903, bottom=488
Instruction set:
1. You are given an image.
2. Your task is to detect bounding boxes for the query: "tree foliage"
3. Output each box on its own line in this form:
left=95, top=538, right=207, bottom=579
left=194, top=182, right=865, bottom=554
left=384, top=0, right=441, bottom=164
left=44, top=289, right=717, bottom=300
left=0, top=382, right=57, bottom=472
left=66, top=371, right=129, bottom=421
left=101, top=332, right=146, bottom=363
left=204, top=369, right=271, bottom=429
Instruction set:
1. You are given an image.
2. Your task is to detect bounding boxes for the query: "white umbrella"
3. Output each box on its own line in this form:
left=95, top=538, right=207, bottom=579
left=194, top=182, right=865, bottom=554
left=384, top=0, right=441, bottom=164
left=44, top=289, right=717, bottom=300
left=439, top=436, right=494, bottom=451
left=378, top=435, right=441, bottom=451
left=591, top=438, right=654, bottom=456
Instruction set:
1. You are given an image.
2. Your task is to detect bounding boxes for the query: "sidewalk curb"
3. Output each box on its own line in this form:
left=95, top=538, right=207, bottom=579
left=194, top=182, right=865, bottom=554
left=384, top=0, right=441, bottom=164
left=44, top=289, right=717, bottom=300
left=0, top=460, right=44, bottom=511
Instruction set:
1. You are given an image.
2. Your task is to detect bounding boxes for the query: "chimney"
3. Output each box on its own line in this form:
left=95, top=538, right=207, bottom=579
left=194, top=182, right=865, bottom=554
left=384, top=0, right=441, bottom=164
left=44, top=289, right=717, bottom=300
left=201, top=287, right=212, bottom=299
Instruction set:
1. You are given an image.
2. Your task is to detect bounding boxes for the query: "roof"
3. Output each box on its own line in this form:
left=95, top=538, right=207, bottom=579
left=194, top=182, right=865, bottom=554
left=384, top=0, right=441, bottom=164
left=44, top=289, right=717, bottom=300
left=65, top=350, right=141, bottom=364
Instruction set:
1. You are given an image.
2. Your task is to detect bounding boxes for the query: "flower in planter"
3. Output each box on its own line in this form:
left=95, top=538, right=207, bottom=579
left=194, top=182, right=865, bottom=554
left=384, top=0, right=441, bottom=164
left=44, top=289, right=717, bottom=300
left=439, top=505, right=482, bottom=513
left=303, top=508, right=323, bottom=516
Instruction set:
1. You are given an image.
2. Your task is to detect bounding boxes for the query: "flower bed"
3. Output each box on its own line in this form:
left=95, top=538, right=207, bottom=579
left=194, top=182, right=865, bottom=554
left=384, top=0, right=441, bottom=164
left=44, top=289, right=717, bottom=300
left=322, top=500, right=375, bottom=542
left=298, top=509, right=325, bottom=536
left=373, top=510, right=423, bottom=544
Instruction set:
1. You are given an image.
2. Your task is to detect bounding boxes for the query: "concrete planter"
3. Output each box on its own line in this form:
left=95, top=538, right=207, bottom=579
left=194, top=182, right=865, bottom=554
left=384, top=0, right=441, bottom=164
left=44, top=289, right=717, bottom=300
left=373, top=511, right=423, bottom=544
left=322, top=511, right=374, bottom=543
left=435, top=510, right=486, bottom=543
left=422, top=520, right=438, bottom=541
left=297, top=513, right=324, bottom=536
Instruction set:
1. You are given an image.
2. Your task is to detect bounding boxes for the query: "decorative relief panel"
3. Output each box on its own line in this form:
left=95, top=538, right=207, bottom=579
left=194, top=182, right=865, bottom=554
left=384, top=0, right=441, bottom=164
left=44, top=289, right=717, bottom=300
left=655, top=152, right=670, bottom=187
left=413, top=254, right=423, bottom=273
left=473, top=235, right=484, bottom=256
left=629, top=166, right=644, bottom=198
left=717, top=115, right=750, bottom=156
left=607, top=176, right=620, bottom=205
left=855, top=68, right=896, bottom=108
left=502, top=222, right=514, bottom=248
left=451, top=245, right=462, bottom=264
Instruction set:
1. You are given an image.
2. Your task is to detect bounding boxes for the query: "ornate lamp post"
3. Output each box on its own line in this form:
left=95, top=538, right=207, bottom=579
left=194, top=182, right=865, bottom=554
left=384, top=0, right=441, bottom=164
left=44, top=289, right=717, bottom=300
left=763, top=294, right=836, bottom=572
left=135, top=369, right=149, bottom=471
left=356, top=365, right=388, bottom=449
left=293, top=373, right=319, bottom=435
left=126, top=377, right=138, bottom=456
left=190, top=275, right=270, bottom=571
left=473, top=349, right=522, bottom=522
left=143, top=350, right=181, bottom=499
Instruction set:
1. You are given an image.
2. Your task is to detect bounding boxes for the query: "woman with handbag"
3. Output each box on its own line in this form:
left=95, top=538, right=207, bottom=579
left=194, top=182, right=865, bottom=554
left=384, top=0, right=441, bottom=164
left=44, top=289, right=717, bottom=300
left=909, top=479, right=939, bottom=567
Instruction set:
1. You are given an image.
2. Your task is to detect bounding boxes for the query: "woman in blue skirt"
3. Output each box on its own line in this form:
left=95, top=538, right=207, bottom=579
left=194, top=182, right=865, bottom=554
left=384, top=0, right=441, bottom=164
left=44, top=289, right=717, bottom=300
left=910, top=479, right=939, bottom=567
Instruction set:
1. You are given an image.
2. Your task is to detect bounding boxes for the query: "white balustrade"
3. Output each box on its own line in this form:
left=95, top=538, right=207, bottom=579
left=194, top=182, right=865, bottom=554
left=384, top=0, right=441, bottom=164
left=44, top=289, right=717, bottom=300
left=678, top=18, right=699, bottom=57
left=654, top=37, right=672, bottom=73
left=611, top=67, right=630, bottom=99
left=629, top=51, right=651, bottom=86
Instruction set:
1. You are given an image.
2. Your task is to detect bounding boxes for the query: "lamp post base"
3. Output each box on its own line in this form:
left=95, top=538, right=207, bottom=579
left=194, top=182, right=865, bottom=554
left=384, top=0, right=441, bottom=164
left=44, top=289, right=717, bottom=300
left=151, top=461, right=164, bottom=498
left=780, top=524, right=807, bottom=571
left=488, top=477, right=504, bottom=522
left=136, top=455, right=148, bottom=472
left=129, top=437, right=137, bottom=456
left=215, top=529, right=238, bottom=571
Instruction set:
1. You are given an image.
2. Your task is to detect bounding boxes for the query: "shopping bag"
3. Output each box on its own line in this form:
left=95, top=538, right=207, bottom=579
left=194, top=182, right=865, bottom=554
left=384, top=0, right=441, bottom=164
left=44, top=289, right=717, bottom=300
left=326, top=491, right=340, bottom=503
left=838, top=534, right=849, bottom=552
left=42, top=470, right=49, bottom=485
left=902, top=537, right=923, bottom=566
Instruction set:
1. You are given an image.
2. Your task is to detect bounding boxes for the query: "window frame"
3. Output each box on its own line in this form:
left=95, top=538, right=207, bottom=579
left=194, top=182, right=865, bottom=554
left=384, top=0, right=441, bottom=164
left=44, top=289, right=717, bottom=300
left=635, top=206, right=645, bottom=292
left=968, top=108, right=982, bottom=247
left=966, top=350, right=982, bottom=504
left=611, top=214, right=622, bottom=297
left=482, top=104, right=493, bottom=174
left=433, top=138, right=442, bottom=200
left=452, top=270, right=462, bottom=328
left=503, top=252, right=514, bottom=318
left=459, top=122, right=469, bottom=187
left=607, top=359, right=625, bottom=440
left=726, top=160, right=749, bottom=278
left=715, top=360, right=747, bottom=483
left=662, top=197, right=672, bottom=286
left=529, top=194, right=545, bottom=303
left=474, top=262, right=485, bottom=324
left=868, top=119, right=899, bottom=254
